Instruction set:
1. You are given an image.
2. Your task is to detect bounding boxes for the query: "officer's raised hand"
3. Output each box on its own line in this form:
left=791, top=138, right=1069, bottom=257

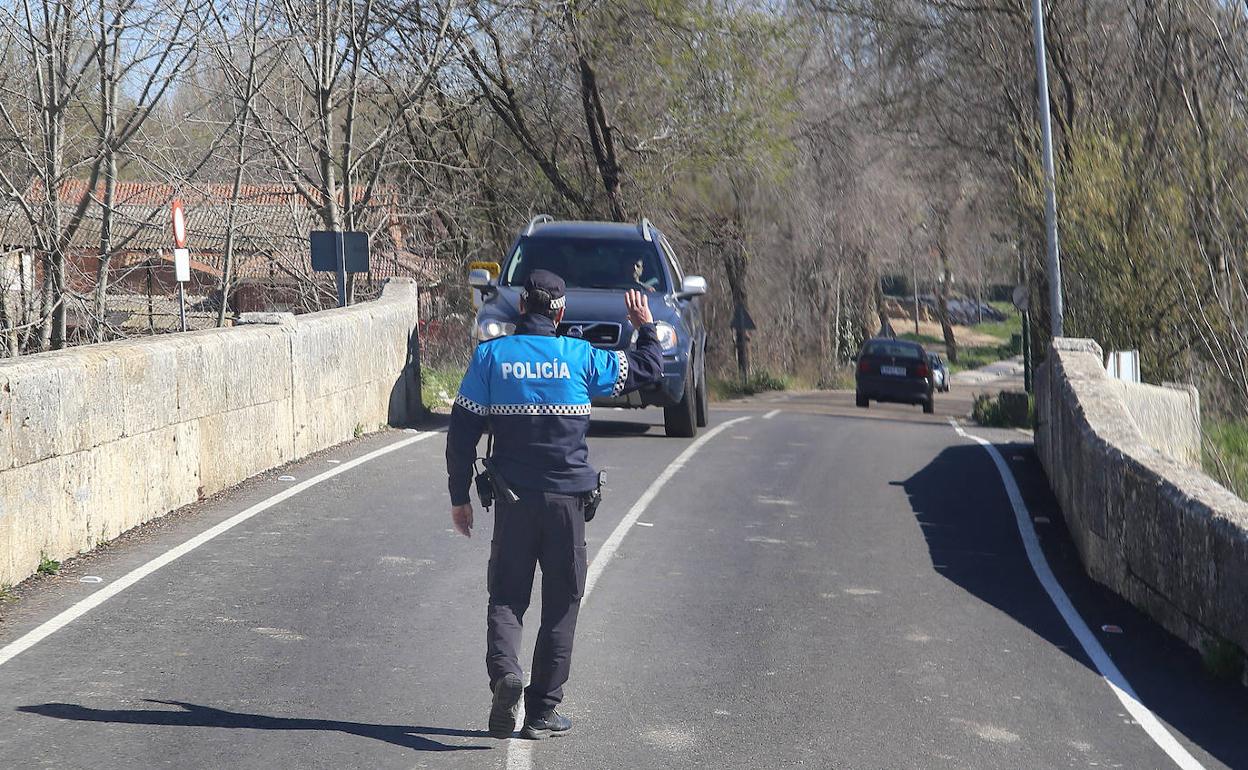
left=625, top=289, right=653, bottom=327
left=452, top=503, right=473, bottom=537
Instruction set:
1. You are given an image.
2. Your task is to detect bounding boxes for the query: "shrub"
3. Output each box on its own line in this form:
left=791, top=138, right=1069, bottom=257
left=1201, top=636, right=1245, bottom=681
left=37, top=554, right=60, bottom=576
left=1203, top=418, right=1248, bottom=501
left=972, top=391, right=1033, bottom=428
left=710, top=369, right=790, bottom=399
left=421, top=364, right=466, bottom=410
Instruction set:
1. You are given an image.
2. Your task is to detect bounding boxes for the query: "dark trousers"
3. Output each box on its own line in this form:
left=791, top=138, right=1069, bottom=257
left=486, top=488, right=587, bottom=714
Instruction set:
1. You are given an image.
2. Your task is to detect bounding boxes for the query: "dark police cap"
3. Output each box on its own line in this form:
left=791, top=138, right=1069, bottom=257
left=522, top=269, right=566, bottom=313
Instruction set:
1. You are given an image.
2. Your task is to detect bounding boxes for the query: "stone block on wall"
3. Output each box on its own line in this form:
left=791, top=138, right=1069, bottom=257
left=223, top=327, right=293, bottom=411
left=0, top=455, right=66, bottom=586
left=117, top=341, right=180, bottom=437
left=4, top=359, right=67, bottom=467
left=196, top=400, right=294, bottom=498
left=175, top=332, right=229, bottom=422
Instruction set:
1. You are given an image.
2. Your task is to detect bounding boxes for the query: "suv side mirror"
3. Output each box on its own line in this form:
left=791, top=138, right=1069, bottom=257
left=469, top=267, right=498, bottom=300
left=677, top=275, right=707, bottom=299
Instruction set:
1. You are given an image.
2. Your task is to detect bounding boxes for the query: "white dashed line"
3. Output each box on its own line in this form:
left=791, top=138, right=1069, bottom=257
left=506, top=416, right=751, bottom=765
left=762, top=409, right=780, bottom=419
left=948, top=418, right=1205, bottom=770
left=0, top=431, right=439, bottom=669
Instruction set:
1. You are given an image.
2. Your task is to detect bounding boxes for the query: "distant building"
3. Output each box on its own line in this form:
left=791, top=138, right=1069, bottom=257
left=0, top=180, right=436, bottom=337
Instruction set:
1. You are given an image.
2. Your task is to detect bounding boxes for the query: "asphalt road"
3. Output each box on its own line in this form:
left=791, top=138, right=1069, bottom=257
left=1, top=388, right=1246, bottom=769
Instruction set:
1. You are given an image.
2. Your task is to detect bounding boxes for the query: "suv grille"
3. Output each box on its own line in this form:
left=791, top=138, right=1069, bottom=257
left=558, top=321, right=621, bottom=347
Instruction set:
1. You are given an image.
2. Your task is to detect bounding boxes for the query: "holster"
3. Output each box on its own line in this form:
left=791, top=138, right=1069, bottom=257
left=582, top=471, right=606, bottom=522
left=474, top=469, right=495, bottom=510
left=483, top=457, right=520, bottom=505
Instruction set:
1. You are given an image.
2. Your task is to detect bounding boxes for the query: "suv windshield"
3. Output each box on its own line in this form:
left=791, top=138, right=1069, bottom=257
left=864, top=340, right=923, bottom=360
left=501, top=236, right=667, bottom=292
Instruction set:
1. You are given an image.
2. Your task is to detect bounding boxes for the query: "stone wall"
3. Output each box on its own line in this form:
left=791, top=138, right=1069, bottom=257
left=0, top=279, right=421, bottom=587
left=1114, top=379, right=1202, bottom=468
left=1036, top=338, right=1248, bottom=655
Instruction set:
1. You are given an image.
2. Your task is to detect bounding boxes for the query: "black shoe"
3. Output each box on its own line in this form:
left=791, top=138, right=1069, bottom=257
left=488, top=673, right=523, bottom=738
left=520, top=709, right=572, bottom=740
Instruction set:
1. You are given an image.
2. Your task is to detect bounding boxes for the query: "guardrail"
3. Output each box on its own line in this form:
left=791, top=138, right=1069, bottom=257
left=1036, top=338, right=1248, bottom=661
left=0, top=279, right=421, bottom=587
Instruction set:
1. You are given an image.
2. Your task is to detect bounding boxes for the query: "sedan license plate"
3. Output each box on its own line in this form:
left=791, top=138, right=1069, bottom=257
left=881, top=365, right=907, bottom=377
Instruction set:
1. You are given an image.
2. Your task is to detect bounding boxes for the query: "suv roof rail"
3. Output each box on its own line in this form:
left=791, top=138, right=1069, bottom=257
left=638, top=217, right=653, bottom=242
left=526, top=214, right=554, bottom=235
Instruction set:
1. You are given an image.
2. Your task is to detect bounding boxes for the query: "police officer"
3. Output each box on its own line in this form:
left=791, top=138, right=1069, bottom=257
left=445, top=269, right=664, bottom=739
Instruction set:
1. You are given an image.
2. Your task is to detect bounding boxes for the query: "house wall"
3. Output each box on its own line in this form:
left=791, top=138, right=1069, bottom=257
left=0, top=279, right=422, bottom=587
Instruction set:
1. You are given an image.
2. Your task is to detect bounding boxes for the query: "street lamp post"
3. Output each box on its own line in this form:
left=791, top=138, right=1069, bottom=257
left=1031, top=0, right=1064, bottom=337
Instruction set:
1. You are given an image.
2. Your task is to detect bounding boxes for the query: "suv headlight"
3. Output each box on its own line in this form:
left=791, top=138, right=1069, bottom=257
left=476, top=320, right=515, bottom=341
left=653, top=321, right=679, bottom=351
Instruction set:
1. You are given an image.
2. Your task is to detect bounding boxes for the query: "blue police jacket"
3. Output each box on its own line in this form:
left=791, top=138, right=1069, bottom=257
left=445, top=313, right=664, bottom=506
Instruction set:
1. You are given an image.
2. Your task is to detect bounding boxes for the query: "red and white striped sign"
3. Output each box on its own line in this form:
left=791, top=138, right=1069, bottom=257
left=171, top=199, right=187, bottom=248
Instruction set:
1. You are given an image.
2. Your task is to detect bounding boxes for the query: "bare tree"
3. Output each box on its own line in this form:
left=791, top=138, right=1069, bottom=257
left=91, top=0, right=203, bottom=341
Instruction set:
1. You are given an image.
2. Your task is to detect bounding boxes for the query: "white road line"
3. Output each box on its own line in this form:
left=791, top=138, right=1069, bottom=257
left=0, top=431, right=439, bottom=669
left=762, top=409, right=780, bottom=420
left=947, top=418, right=1206, bottom=770
left=506, top=416, right=751, bottom=766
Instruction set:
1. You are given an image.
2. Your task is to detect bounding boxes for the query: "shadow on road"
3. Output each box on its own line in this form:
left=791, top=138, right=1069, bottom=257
left=898, top=443, right=1248, bottom=769
left=587, top=418, right=657, bottom=438
left=16, top=700, right=493, bottom=753
left=422, top=411, right=660, bottom=439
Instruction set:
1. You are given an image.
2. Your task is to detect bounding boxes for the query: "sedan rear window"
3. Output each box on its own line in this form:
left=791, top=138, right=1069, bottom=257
left=863, top=340, right=923, bottom=360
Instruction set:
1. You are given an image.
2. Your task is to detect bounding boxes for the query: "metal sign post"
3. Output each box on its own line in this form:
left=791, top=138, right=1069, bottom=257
left=1030, top=0, right=1064, bottom=337
left=171, top=199, right=190, bottom=332
left=1013, top=284, right=1033, bottom=393
left=731, top=303, right=756, bottom=386
left=336, top=234, right=348, bottom=308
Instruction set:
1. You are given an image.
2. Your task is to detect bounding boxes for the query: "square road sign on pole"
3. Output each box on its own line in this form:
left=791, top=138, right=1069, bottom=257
left=310, top=231, right=370, bottom=273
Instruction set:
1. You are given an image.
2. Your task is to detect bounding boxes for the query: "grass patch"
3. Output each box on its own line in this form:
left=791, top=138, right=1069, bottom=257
left=709, top=370, right=790, bottom=399
left=947, top=345, right=1006, bottom=373
left=974, top=319, right=1021, bottom=346
left=899, top=331, right=944, bottom=347
left=899, top=306, right=1022, bottom=373
left=37, top=553, right=60, bottom=576
left=1203, top=417, right=1248, bottom=501
left=972, top=391, right=1033, bottom=428
left=0, top=583, right=13, bottom=603
left=421, top=364, right=465, bottom=410
left=976, top=302, right=1023, bottom=342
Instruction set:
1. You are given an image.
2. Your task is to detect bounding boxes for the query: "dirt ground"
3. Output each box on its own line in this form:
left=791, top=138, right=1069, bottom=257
left=893, top=318, right=1004, bottom=348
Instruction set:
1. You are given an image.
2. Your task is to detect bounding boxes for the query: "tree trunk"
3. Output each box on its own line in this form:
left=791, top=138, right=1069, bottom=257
left=724, top=261, right=750, bottom=383
left=874, top=275, right=893, bottom=338
left=93, top=10, right=119, bottom=343
left=0, top=278, right=12, bottom=357
left=832, top=266, right=843, bottom=365
left=564, top=3, right=625, bottom=221
left=218, top=112, right=249, bottom=326
left=935, top=243, right=958, bottom=363
left=912, top=259, right=920, bottom=336
left=147, top=264, right=155, bottom=334
left=218, top=159, right=244, bottom=326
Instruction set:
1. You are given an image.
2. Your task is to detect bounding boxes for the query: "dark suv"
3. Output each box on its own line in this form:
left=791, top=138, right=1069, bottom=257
left=469, top=216, right=710, bottom=437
